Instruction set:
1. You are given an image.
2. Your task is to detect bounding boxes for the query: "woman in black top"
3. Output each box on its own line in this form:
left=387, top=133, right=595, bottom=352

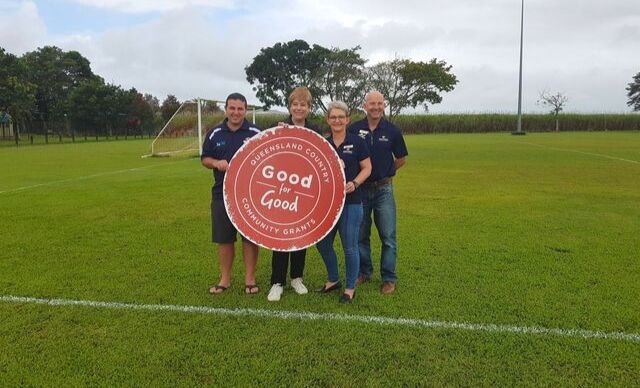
left=316, top=100, right=371, bottom=303
left=267, top=86, right=322, bottom=302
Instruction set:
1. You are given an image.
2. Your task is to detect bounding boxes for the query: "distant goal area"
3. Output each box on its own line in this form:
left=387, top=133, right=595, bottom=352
left=144, top=98, right=260, bottom=158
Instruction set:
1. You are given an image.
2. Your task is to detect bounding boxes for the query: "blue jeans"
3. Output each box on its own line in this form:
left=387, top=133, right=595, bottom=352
left=316, top=204, right=363, bottom=289
left=360, top=183, right=397, bottom=283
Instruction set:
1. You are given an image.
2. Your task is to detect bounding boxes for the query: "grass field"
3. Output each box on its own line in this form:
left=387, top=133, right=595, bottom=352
left=1, top=132, right=639, bottom=386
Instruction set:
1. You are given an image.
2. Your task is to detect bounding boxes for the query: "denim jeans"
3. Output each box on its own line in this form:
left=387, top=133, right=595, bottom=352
left=316, top=203, right=363, bottom=289
left=359, top=183, right=397, bottom=283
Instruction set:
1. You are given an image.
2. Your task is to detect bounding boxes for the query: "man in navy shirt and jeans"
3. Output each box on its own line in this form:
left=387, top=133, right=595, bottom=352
left=348, top=91, right=408, bottom=294
left=201, top=93, right=262, bottom=295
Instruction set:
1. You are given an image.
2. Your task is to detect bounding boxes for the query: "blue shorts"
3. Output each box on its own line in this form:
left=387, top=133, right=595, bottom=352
left=211, top=199, right=250, bottom=244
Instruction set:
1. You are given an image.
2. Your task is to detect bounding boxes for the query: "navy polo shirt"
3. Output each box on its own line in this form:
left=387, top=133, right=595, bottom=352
left=348, top=118, right=408, bottom=182
left=201, top=118, right=262, bottom=200
left=327, top=133, right=370, bottom=205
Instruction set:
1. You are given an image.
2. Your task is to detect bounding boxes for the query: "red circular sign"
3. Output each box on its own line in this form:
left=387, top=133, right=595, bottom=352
left=224, top=125, right=345, bottom=251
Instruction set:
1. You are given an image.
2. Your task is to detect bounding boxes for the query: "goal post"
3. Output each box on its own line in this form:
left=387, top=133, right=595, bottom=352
left=143, top=98, right=259, bottom=158
left=144, top=98, right=220, bottom=157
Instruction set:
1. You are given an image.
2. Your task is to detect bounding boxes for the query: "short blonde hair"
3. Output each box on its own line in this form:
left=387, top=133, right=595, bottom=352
left=288, top=86, right=312, bottom=107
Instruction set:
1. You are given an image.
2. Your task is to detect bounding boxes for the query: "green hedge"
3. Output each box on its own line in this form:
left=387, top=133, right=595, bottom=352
left=168, top=112, right=640, bottom=135
left=257, top=113, right=640, bottom=134
left=383, top=113, right=640, bottom=134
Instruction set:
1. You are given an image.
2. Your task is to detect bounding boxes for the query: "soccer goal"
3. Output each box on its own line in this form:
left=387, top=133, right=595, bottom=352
left=144, top=98, right=259, bottom=157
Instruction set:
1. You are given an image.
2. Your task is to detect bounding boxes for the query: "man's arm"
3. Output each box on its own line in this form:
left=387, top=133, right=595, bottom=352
left=201, top=157, right=228, bottom=172
left=394, top=156, right=406, bottom=171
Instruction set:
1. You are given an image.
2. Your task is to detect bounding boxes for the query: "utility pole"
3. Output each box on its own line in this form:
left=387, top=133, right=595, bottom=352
left=513, top=0, right=526, bottom=135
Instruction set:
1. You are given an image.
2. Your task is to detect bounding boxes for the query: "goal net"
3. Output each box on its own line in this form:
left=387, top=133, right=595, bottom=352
left=146, top=98, right=221, bottom=157
left=145, top=98, right=259, bottom=157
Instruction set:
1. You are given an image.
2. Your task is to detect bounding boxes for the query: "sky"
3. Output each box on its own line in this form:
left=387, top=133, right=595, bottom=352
left=1, top=0, right=639, bottom=113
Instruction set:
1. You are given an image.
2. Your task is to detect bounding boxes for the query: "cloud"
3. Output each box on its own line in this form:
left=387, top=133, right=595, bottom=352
left=58, top=7, right=265, bottom=102
left=0, top=1, right=47, bottom=54
left=434, top=64, right=634, bottom=113
left=68, top=0, right=235, bottom=13
left=3, top=0, right=640, bottom=112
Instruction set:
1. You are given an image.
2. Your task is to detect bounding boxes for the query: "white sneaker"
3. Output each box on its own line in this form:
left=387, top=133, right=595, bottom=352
left=290, top=278, right=308, bottom=295
left=267, top=284, right=283, bottom=301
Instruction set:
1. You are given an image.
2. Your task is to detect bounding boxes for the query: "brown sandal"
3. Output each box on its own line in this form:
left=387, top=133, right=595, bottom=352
left=208, top=284, right=228, bottom=294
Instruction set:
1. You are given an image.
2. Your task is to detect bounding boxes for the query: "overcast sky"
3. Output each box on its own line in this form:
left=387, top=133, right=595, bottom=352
left=1, top=0, right=639, bottom=113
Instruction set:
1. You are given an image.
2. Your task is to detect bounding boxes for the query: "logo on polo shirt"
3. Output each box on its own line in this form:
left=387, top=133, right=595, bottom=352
left=343, top=144, right=354, bottom=154
left=216, top=141, right=226, bottom=147
left=379, top=135, right=389, bottom=142
left=358, top=129, right=368, bottom=139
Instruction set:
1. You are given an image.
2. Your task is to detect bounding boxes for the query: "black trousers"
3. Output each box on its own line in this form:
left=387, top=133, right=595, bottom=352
left=271, top=249, right=306, bottom=285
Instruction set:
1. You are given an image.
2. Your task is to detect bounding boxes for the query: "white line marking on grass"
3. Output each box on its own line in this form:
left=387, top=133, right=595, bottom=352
left=2, top=295, right=639, bottom=343
left=0, top=159, right=195, bottom=195
left=516, top=141, right=640, bottom=165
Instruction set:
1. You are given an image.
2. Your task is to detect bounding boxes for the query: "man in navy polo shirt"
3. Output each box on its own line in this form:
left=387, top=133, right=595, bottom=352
left=201, top=93, right=262, bottom=295
left=348, top=90, right=408, bottom=294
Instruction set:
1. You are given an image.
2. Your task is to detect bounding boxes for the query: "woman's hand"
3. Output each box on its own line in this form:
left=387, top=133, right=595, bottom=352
left=345, top=180, right=357, bottom=194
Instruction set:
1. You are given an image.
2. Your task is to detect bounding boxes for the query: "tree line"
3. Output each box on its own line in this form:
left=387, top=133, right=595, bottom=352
left=1, top=40, right=460, bottom=142
left=2, top=41, right=639, bottom=143
left=0, top=46, right=186, bottom=139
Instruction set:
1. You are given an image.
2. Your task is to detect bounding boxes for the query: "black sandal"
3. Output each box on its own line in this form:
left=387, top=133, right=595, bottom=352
left=316, top=281, right=342, bottom=293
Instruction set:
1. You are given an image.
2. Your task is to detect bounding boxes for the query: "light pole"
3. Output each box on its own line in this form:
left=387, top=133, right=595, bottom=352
left=513, top=0, right=526, bottom=135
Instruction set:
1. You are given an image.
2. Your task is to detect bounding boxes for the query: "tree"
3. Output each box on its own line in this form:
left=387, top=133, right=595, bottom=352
left=367, top=58, right=458, bottom=118
left=308, top=45, right=367, bottom=112
left=160, top=95, right=181, bottom=121
left=66, top=78, right=106, bottom=134
left=245, top=40, right=367, bottom=112
left=627, top=72, right=640, bottom=111
left=537, top=91, right=568, bottom=131
left=66, top=78, right=131, bottom=135
left=201, top=100, right=222, bottom=114
left=245, top=40, right=320, bottom=110
left=21, top=46, right=96, bottom=131
left=367, top=59, right=404, bottom=117
left=143, top=93, right=160, bottom=115
left=128, top=91, right=155, bottom=133
left=0, top=47, right=36, bottom=138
